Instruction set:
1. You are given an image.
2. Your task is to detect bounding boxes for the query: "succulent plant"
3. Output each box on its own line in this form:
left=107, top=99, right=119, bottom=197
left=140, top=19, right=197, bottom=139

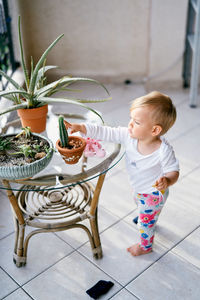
left=15, top=126, right=31, bottom=139
left=0, top=136, right=11, bottom=152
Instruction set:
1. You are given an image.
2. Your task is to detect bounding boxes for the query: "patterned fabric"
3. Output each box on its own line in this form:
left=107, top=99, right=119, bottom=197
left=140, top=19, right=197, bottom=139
left=134, top=189, right=169, bottom=251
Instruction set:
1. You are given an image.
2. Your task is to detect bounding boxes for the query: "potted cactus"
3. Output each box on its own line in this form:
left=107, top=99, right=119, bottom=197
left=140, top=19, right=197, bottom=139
left=56, top=115, right=86, bottom=164
left=0, top=16, right=110, bottom=133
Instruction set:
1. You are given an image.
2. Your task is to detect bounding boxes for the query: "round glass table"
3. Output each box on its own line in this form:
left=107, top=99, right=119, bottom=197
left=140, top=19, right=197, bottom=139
left=0, top=107, right=124, bottom=267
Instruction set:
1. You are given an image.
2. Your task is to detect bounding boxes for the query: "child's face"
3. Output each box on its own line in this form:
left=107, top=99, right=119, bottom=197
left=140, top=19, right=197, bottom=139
left=128, top=106, right=155, bottom=140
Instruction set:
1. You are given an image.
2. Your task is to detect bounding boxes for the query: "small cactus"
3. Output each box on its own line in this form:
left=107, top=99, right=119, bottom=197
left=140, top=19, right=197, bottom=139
left=58, top=115, right=68, bottom=148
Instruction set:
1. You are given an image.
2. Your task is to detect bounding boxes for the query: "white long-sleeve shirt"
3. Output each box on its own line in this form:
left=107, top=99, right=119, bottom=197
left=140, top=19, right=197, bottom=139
left=84, top=123, right=179, bottom=194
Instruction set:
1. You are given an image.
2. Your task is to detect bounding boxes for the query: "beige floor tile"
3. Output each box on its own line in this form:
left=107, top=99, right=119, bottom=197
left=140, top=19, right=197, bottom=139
left=172, top=227, right=200, bottom=269
left=106, top=104, right=130, bottom=127
left=99, top=170, right=136, bottom=218
left=184, top=164, right=200, bottom=180
left=0, top=268, right=18, bottom=299
left=0, top=232, right=74, bottom=285
left=126, top=251, right=200, bottom=300
left=166, top=100, right=200, bottom=142
left=0, top=190, right=14, bottom=239
left=23, top=251, right=121, bottom=300
left=78, top=220, right=167, bottom=285
left=55, top=205, right=119, bottom=249
left=172, top=124, right=200, bottom=177
left=171, top=172, right=200, bottom=213
left=111, top=288, right=138, bottom=299
left=155, top=189, right=200, bottom=249
left=4, top=288, right=32, bottom=300
left=156, top=88, right=189, bottom=107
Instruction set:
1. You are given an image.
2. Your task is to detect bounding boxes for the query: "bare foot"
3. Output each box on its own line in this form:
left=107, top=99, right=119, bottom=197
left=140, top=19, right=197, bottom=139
left=127, top=243, right=152, bottom=256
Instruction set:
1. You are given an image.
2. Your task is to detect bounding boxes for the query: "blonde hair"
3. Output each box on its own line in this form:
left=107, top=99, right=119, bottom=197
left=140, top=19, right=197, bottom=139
left=130, top=91, right=176, bottom=135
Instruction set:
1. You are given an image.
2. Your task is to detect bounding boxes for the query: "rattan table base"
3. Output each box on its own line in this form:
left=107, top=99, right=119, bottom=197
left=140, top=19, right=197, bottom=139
left=3, top=174, right=106, bottom=267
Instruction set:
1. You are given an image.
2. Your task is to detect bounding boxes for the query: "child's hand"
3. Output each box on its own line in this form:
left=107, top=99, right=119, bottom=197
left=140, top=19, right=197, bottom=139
left=154, top=171, right=179, bottom=191
left=64, top=121, right=86, bottom=135
left=154, top=176, right=169, bottom=191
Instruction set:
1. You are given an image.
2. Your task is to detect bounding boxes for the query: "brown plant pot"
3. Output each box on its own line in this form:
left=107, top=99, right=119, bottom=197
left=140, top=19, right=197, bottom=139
left=17, top=104, right=48, bottom=133
left=56, top=136, right=86, bottom=165
left=56, top=136, right=86, bottom=164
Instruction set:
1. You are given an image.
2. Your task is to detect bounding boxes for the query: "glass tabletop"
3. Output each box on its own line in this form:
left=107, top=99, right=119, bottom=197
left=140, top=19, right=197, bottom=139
left=0, top=106, right=124, bottom=191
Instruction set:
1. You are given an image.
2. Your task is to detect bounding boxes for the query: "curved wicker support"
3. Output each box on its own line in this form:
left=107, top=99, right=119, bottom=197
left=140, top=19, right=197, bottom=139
left=11, top=179, right=106, bottom=265
left=23, top=223, right=97, bottom=261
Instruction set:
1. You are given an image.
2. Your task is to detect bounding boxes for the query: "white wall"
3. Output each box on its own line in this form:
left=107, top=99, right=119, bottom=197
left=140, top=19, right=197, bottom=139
left=9, top=0, right=188, bottom=86
left=149, top=0, right=188, bottom=86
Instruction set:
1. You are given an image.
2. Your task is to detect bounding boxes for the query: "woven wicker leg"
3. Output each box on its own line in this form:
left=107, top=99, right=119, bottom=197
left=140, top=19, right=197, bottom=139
left=89, top=209, right=102, bottom=259
left=89, top=173, right=106, bottom=259
left=13, top=216, right=19, bottom=255
left=2, top=180, right=25, bottom=225
left=2, top=180, right=26, bottom=267
left=13, top=223, right=26, bottom=267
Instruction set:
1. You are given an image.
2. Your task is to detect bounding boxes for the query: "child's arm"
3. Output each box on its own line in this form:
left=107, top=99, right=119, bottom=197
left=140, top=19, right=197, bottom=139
left=154, top=171, right=179, bottom=191
left=64, top=121, right=86, bottom=135
left=64, top=121, right=128, bottom=144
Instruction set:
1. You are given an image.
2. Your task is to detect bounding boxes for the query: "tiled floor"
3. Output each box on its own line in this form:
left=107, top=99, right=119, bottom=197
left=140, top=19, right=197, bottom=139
left=0, top=83, right=200, bottom=299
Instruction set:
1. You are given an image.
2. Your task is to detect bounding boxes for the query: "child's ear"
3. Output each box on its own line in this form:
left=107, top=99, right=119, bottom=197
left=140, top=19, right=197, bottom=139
left=152, top=125, right=162, bottom=136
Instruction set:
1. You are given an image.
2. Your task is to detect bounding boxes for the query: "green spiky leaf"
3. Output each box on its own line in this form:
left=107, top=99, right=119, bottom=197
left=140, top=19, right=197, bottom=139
left=18, top=16, right=29, bottom=89
left=38, top=96, right=104, bottom=123
left=0, top=89, right=30, bottom=98
left=0, top=70, right=25, bottom=91
left=29, top=34, right=64, bottom=94
left=0, top=102, right=28, bottom=116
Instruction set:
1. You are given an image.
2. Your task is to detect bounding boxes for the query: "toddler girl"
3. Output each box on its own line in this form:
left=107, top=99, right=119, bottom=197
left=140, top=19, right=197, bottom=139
left=65, top=91, right=179, bottom=256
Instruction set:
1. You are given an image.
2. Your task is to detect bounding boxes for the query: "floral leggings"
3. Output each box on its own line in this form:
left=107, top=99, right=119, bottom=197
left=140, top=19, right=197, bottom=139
left=135, top=189, right=169, bottom=251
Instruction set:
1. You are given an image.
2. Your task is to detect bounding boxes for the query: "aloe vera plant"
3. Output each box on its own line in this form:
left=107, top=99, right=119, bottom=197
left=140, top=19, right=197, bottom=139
left=0, top=16, right=110, bottom=122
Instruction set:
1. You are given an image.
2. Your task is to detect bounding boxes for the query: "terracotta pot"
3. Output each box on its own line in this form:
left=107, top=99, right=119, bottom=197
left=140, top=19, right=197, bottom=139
left=56, top=136, right=86, bottom=164
left=17, top=104, right=48, bottom=133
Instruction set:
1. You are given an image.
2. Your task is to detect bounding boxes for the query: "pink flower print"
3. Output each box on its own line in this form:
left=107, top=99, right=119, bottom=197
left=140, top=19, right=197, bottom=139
left=146, top=194, right=162, bottom=206
left=148, top=224, right=154, bottom=228
left=141, top=237, right=149, bottom=246
left=140, top=213, right=155, bottom=224
left=150, top=235, right=154, bottom=244
left=141, top=194, right=148, bottom=198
